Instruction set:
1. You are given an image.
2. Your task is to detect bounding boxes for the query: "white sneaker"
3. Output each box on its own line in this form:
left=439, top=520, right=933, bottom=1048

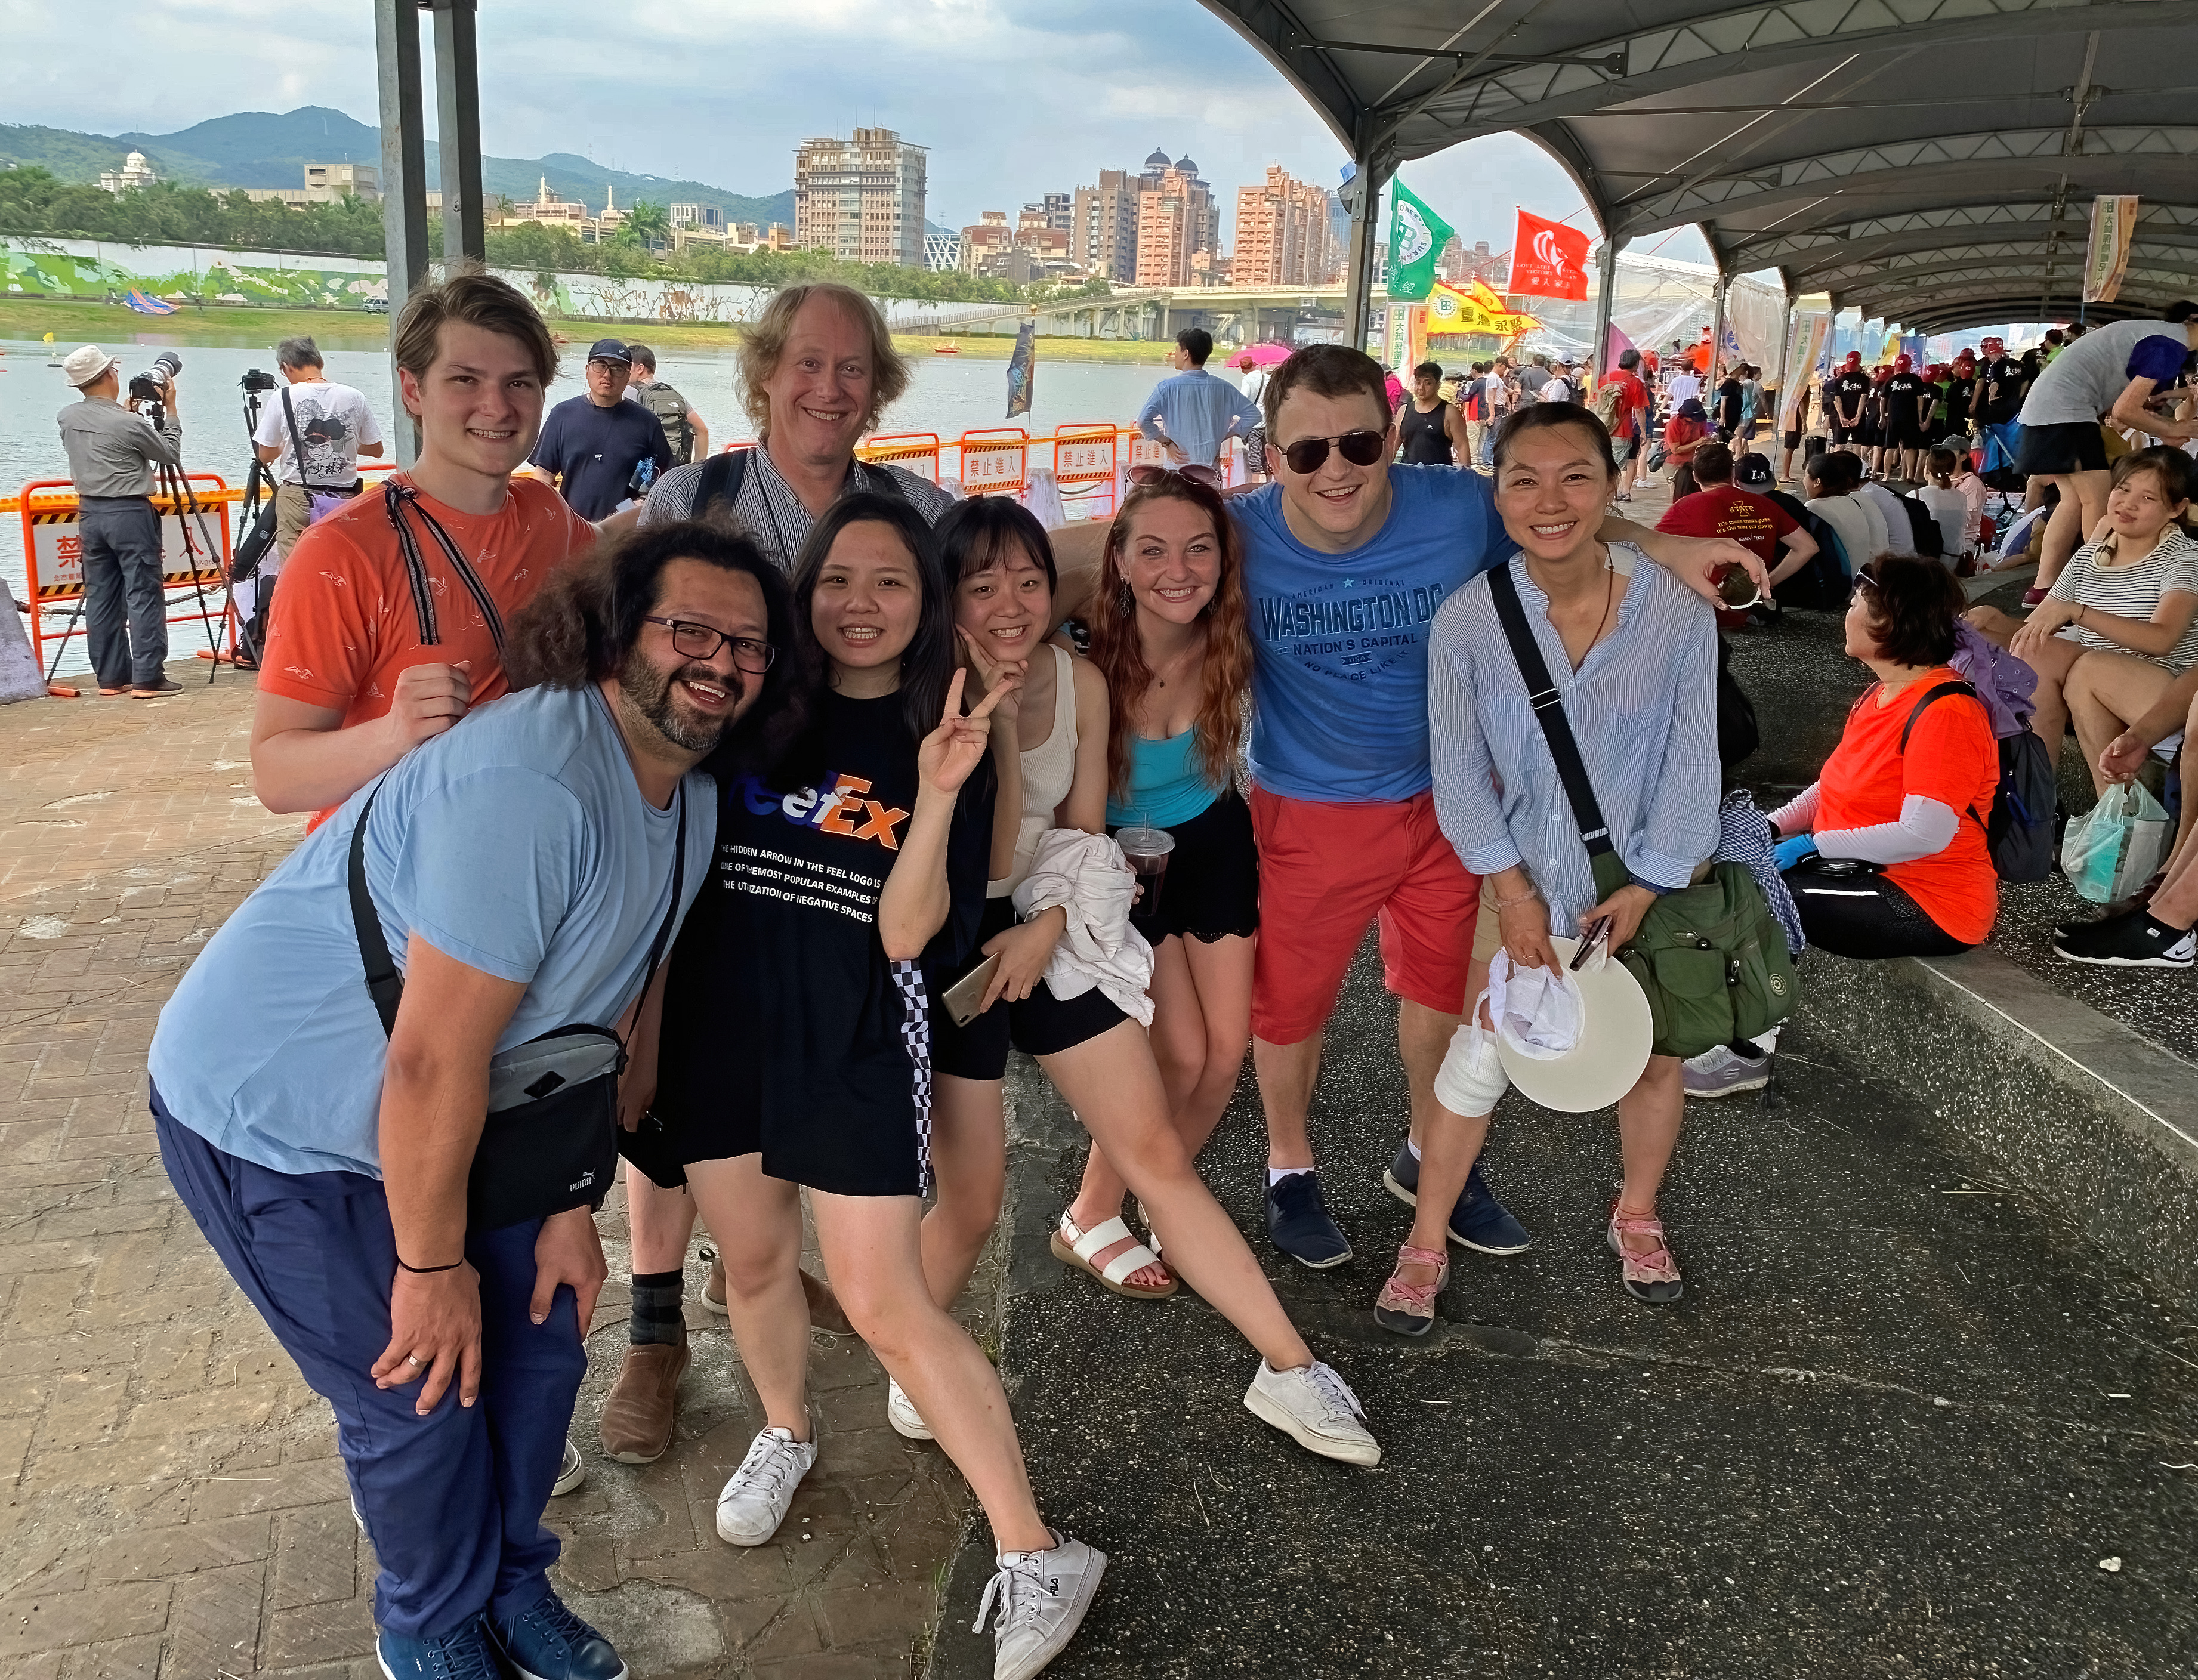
left=551, top=1435, right=586, bottom=1496
left=1243, top=1360, right=1381, bottom=1466
left=974, top=1528, right=1106, bottom=1680
left=714, top=1423, right=817, bottom=1546
left=885, top=1376, right=934, bottom=1441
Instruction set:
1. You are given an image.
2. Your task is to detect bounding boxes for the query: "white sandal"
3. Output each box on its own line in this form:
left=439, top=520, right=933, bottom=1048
left=1050, top=1212, right=1177, bottom=1299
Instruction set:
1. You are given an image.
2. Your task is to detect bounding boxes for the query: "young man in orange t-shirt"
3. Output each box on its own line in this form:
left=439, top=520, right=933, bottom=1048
left=251, top=270, right=595, bottom=830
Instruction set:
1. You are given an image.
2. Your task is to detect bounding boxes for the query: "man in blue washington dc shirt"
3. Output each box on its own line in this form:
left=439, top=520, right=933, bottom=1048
left=1137, top=327, right=1263, bottom=470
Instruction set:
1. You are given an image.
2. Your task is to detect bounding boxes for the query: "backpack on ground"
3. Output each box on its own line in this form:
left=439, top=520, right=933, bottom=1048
left=1899, top=495, right=1945, bottom=558
left=1900, top=680, right=2056, bottom=882
left=1589, top=378, right=1629, bottom=431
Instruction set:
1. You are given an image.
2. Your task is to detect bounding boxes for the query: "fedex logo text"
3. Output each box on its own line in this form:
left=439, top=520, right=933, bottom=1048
left=735, top=771, right=910, bottom=850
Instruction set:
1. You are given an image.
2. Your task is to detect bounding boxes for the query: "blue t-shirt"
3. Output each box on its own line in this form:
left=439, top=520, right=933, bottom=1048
left=529, top=394, right=675, bottom=520
left=1236, top=467, right=1502, bottom=802
left=149, top=685, right=714, bottom=1179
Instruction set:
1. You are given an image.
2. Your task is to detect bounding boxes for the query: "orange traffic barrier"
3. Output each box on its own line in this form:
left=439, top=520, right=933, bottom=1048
left=956, top=429, right=1030, bottom=498
left=861, top=433, right=942, bottom=483
left=1051, top=424, right=1121, bottom=518
left=18, top=476, right=235, bottom=681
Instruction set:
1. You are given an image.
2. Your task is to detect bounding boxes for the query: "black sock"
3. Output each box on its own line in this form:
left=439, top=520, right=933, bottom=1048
left=630, top=1268, right=685, bottom=1347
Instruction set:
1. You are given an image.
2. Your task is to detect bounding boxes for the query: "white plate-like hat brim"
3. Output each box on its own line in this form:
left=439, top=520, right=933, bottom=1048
left=1495, top=935, right=1655, bottom=1113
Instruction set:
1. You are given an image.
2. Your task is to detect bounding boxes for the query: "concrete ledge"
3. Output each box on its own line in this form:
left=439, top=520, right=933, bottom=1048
left=1798, top=943, right=2198, bottom=1307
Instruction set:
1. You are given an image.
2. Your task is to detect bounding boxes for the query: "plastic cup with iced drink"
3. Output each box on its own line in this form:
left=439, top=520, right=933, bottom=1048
left=1115, top=826, right=1175, bottom=928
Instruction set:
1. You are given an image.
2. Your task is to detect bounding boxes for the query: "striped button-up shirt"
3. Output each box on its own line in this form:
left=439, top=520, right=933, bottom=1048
left=639, top=443, right=956, bottom=570
left=1428, top=547, right=1721, bottom=934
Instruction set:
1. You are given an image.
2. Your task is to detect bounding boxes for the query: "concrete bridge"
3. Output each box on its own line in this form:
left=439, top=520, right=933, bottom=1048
left=907, top=283, right=1377, bottom=343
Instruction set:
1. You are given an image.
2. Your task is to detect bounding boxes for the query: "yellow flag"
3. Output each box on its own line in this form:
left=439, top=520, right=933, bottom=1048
left=42, top=332, right=54, bottom=344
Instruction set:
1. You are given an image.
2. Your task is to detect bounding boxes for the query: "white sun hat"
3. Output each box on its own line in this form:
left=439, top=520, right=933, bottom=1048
left=1491, top=937, right=1654, bottom=1113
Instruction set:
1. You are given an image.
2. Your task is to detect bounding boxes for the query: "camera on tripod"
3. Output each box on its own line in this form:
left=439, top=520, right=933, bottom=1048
left=128, top=350, right=183, bottom=406
left=240, top=368, right=277, bottom=394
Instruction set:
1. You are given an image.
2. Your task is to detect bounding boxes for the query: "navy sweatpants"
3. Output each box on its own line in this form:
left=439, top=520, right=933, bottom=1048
left=152, top=1084, right=584, bottom=1639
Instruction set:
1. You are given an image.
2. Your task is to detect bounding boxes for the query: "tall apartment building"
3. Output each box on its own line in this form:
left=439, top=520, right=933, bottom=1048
left=1231, top=165, right=1337, bottom=288
left=668, top=203, right=723, bottom=231
left=1072, top=170, right=1141, bottom=283
left=1035, top=192, right=1072, bottom=231
left=1134, top=154, right=1218, bottom=288
left=792, top=126, right=928, bottom=268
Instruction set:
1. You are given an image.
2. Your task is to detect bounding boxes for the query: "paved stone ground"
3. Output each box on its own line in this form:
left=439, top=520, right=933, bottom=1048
left=0, top=666, right=976, bottom=1679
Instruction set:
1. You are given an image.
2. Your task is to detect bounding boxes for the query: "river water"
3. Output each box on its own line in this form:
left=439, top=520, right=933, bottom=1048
left=2, top=338, right=1182, bottom=680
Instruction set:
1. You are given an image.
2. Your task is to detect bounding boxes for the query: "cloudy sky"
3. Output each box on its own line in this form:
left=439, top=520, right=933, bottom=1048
left=2, top=0, right=1710, bottom=264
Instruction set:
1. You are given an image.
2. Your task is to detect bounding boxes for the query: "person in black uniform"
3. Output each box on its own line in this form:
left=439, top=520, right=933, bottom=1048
left=1884, top=354, right=1930, bottom=484
left=1943, top=350, right=1977, bottom=442
left=1825, top=353, right=1870, bottom=452
left=1397, top=361, right=1470, bottom=465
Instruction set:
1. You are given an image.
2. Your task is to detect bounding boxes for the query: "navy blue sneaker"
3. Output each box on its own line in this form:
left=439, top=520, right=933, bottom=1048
left=488, top=1591, right=628, bottom=1680
left=1382, top=1142, right=1532, bottom=1256
left=1266, top=1171, right=1351, bottom=1268
left=376, top=1620, right=502, bottom=1680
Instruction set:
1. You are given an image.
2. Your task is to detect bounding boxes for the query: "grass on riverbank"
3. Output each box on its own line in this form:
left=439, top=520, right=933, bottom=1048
left=0, top=296, right=1176, bottom=363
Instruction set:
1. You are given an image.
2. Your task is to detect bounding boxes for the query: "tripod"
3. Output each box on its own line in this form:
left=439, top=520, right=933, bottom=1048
left=143, top=422, right=230, bottom=685
left=228, top=385, right=274, bottom=667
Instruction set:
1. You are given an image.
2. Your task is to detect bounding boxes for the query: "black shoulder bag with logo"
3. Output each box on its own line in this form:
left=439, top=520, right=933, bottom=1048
left=1485, top=562, right=1796, bottom=1058
left=346, top=776, right=685, bottom=1231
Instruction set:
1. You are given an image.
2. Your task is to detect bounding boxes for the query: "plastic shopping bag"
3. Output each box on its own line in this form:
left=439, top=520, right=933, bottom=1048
left=2061, top=782, right=2171, bottom=903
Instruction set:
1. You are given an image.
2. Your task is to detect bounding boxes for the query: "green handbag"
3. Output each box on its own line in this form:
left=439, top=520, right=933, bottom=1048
left=1489, top=565, right=1797, bottom=1060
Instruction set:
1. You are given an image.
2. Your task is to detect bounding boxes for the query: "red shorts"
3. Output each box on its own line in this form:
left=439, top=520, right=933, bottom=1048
left=1248, top=785, right=1481, bottom=1045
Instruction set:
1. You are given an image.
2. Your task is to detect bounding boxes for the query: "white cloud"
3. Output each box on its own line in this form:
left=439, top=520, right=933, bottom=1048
left=0, top=0, right=1714, bottom=264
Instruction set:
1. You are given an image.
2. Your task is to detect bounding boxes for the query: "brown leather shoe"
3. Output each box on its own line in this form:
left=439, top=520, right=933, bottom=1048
left=801, top=1268, right=854, bottom=1337
left=598, top=1332, right=689, bottom=1464
left=703, top=1248, right=854, bottom=1336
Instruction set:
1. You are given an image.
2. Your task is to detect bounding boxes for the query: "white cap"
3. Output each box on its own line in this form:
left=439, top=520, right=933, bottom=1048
left=1492, top=936, right=1654, bottom=1113
left=61, top=345, right=118, bottom=387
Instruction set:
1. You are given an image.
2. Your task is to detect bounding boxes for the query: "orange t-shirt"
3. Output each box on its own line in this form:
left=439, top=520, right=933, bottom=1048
left=1816, top=672, right=2001, bottom=943
left=259, top=473, right=597, bottom=825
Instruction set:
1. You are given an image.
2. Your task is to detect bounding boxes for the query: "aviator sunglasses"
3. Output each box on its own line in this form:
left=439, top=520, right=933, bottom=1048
left=1280, top=429, right=1388, bottom=475
left=1128, top=462, right=1220, bottom=487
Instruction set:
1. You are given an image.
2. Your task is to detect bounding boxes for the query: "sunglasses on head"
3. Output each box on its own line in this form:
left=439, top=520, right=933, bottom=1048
left=1280, top=430, right=1388, bottom=476
left=1128, top=462, right=1220, bottom=488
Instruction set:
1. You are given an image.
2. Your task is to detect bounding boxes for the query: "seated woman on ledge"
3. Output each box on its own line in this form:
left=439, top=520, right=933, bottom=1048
left=1773, top=555, right=2001, bottom=961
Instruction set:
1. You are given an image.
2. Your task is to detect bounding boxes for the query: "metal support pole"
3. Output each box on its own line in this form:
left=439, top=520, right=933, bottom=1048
left=1589, top=238, right=1619, bottom=379
left=431, top=0, right=485, bottom=264
left=1774, top=294, right=1795, bottom=394
left=375, top=0, right=428, bottom=468
left=1708, top=276, right=1730, bottom=385
left=1342, top=152, right=1390, bottom=353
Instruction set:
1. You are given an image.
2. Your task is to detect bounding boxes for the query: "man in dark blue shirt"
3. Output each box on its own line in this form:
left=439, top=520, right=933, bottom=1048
left=523, top=339, right=674, bottom=520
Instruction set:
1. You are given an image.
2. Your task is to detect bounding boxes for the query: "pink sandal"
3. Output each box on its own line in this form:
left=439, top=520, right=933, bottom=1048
left=1606, top=1202, right=1683, bottom=1303
left=1373, top=1243, right=1449, bottom=1337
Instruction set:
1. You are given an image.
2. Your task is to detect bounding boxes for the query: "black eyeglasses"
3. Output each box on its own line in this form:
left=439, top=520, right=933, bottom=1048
left=1280, top=430, right=1388, bottom=475
left=643, top=616, right=776, bottom=674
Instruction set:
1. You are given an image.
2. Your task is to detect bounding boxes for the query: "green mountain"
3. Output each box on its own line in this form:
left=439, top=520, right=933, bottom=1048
left=0, top=106, right=797, bottom=228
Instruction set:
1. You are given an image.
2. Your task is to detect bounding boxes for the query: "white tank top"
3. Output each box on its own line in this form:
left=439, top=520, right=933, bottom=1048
left=990, top=643, right=1078, bottom=898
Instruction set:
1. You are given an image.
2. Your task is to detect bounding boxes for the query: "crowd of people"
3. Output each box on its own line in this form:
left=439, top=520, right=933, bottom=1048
left=111, top=265, right=2198, bottom=1680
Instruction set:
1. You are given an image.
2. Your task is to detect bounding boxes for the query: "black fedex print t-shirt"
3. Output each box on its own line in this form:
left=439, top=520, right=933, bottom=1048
left=655, top=690, right=992, bottom=1196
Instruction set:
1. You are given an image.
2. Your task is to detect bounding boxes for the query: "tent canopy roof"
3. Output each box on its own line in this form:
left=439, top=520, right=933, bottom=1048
left=1200, top=0, right=2198, bottom=330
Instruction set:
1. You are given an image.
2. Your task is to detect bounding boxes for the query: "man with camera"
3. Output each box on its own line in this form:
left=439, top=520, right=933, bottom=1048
left=54, top=344, right=184, bottom=697
left=251, top=336, right=384, bottom=561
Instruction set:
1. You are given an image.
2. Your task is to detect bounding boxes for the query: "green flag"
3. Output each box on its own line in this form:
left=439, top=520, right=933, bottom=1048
left=1387, top=180, right=1453, bottom=301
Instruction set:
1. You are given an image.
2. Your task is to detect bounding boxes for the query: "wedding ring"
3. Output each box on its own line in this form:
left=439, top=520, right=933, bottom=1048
left=405, top=1354, right=424, bottom=1369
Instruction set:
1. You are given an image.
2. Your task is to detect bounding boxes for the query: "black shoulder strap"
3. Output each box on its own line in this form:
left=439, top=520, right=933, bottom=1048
left=383, top=481, right=505, bottom=656
left=348, top=774, right=687, bottom=1042
left=1486, top=563, right=1615, bottom=857
left=696, top=447, right=748, bottom=519
left=1898, top=680, right=1980, bottom=752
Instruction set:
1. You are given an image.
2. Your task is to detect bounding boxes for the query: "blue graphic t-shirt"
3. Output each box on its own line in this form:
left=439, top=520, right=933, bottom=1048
left=1236, top=467, right=1502, bottom=802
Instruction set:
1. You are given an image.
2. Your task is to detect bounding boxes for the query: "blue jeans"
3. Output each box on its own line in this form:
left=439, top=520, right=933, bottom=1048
left=152, top=1085, right=583, bottom=1639
left=75, top=496, right=169, bottom=688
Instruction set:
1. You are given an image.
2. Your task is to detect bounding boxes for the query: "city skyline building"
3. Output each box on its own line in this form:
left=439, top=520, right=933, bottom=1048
left=1230, top=163, right=1336, bottom=288
left=1071, top=169, right=1141, bottom=283
left=793, top=126, right=928, bottom=268
left=1134, top=153, right=1217, bottom=288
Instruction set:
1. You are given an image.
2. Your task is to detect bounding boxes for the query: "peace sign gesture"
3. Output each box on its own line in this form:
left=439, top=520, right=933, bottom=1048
left=918, top=667, right=1015, bottom=798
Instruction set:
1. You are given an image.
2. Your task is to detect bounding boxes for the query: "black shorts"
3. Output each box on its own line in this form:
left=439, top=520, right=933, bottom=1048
left=1782, top=430, right=1802, bottom=452
left=2014, top=419, right=2110, bottom=476
left=930, top=896, right=1130, bottom=1082
left=1829, top=424, right=1861, bottom=446
left=1113, top=785, right=1260, bottom=946
left=1886, top=420, right=1928, bottom=449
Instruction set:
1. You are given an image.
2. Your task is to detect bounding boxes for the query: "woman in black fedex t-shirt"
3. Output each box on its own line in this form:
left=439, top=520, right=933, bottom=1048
left=646, top=495, right=1108, bottom=1657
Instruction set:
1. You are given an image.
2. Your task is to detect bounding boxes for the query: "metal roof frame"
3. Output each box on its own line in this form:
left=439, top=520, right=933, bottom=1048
left=1201, top=0, right=2198, bottom=333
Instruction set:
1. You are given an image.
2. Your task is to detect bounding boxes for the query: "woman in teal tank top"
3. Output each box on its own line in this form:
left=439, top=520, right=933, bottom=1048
left=1072, top=471, right=1262, bottom=1263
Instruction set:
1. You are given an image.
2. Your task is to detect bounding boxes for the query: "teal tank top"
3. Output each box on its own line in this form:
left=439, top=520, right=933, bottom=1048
left=1106, top=727, right=1224, bottom=830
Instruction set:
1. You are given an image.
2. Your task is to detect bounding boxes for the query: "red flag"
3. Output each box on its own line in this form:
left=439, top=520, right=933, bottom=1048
left=1509, top=209, right=1590, bottom=301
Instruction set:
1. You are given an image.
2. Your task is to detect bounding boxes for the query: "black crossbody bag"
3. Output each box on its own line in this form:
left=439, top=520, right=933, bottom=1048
left=346, top=776, right=685, bottom=1231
